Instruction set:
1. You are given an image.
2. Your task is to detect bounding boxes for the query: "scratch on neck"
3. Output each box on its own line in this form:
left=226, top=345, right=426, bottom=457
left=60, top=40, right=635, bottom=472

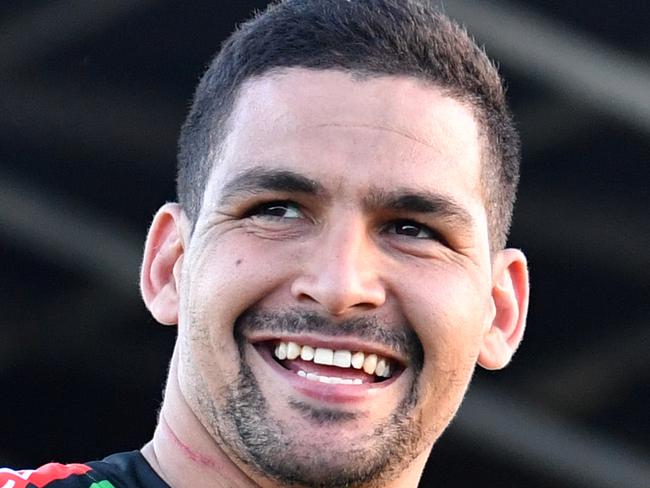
left=160, top=413, right=219, bottom=469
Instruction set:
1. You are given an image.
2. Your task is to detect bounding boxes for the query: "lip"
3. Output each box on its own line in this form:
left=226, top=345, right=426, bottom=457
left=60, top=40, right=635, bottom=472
left=249, top=339, right=403, bottom=404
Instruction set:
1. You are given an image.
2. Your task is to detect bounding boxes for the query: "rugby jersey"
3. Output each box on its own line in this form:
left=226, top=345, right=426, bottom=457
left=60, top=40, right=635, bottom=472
left=0, top=451, right=168, bottom=488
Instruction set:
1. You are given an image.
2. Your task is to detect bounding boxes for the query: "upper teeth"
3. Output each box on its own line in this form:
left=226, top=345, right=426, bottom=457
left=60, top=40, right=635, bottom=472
left=274, top=341, right=393, bottom=378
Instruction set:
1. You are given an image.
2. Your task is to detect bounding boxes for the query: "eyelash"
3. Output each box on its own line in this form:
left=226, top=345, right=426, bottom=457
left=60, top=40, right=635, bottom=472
left=246, top=200, right=303, bottom=219
left=383, top=219, right=440, bottom=241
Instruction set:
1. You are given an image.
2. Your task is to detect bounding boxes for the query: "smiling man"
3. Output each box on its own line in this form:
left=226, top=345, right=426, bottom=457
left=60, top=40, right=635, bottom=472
left=1, top=1, right=528, bottom=487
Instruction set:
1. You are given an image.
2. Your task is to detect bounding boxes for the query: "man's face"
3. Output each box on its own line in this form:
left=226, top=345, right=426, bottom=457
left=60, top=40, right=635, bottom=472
left=177, top=69, right=495, bottom=486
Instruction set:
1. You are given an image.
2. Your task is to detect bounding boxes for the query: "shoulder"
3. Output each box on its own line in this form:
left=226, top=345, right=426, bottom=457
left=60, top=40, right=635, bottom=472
left=0, top=452, right=165, bottom=488
left=86, top=451, right=168, bottom=488
left=0, top=462, right=101, bottom=487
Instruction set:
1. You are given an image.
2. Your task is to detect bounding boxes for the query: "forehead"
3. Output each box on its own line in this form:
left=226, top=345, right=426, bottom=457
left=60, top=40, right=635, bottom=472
left=207, top=69, right=483, bottom=209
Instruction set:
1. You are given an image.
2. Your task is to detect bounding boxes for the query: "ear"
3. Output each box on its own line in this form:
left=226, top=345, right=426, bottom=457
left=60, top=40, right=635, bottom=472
left=140, top=203, right=189, bottom=325
left=478, top=248, right=529, bottom=370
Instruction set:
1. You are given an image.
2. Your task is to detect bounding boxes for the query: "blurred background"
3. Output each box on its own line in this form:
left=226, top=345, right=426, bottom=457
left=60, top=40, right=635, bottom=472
left=1, top=1, right=648, bottom=486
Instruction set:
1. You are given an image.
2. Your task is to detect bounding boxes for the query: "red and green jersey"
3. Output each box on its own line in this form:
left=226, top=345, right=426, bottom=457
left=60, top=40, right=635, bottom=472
left=0, top=451, right=168, bottom=488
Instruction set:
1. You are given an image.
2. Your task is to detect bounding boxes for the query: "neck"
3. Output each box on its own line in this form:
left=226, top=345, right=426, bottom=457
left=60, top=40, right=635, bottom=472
left=141, top=349, right=263, bottom=488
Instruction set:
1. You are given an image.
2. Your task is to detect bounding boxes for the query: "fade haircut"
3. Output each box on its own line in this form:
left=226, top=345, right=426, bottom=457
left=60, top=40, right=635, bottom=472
left=177, top=0, right=520, bottom=250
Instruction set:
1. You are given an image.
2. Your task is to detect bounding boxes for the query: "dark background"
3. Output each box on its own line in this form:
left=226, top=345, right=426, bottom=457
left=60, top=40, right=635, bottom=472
left=1, top=1, right=648, bottom=487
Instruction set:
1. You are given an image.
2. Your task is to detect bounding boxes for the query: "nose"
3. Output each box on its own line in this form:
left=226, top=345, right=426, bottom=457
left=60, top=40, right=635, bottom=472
left=290, top=217, right=386, bottom=315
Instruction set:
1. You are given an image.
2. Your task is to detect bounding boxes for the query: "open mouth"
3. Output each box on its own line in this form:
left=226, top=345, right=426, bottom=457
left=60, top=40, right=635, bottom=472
left=257, top=340, right=403, bottom=385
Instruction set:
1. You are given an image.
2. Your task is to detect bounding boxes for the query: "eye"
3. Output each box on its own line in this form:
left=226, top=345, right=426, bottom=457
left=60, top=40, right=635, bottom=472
left=249, top=201, right=303, bottom=219
left=386, top=220, right=437, bottom=239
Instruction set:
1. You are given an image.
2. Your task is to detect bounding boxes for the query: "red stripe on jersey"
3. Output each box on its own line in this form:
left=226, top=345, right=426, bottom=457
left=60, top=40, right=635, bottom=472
left=0, top=462, right=92, bottom=488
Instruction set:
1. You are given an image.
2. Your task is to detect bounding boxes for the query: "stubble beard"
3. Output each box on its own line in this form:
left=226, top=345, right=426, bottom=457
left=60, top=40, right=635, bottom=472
left=197, top=309, right=427, bottom=488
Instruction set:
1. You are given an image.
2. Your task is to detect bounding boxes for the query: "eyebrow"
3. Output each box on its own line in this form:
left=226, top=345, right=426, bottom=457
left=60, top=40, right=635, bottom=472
left=364, top=187, right=475, bottom=229
left=218, top=166, right=474, bottom=229
left=219, top=166, right=326, bottom=205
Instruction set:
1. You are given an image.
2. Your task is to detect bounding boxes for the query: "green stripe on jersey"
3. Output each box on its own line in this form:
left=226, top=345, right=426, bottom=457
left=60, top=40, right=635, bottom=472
left=89, top=481, right=116, bottom=488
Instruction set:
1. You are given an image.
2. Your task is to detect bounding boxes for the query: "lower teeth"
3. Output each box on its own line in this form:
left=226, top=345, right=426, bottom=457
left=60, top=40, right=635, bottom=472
left=298, top=370, right=362, bottom=385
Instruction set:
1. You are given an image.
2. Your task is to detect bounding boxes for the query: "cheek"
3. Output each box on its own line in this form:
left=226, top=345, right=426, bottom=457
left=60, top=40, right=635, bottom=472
left=411, top=280, right=488, bottom=330
left=185, top=238, right=284, bottom=312
left=403, top=267, right=490, bottom=392
left=180, top=238, right=299, bottom=371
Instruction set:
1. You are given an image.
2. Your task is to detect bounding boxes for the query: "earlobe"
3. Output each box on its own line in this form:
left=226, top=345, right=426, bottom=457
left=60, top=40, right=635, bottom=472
left=478, top=248, right=529, bottom=370
left=140, top=203, right=188, bottom=325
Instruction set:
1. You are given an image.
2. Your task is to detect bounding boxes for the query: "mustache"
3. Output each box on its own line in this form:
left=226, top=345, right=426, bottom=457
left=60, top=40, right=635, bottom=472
left=236, top=308, right=424, bottom=368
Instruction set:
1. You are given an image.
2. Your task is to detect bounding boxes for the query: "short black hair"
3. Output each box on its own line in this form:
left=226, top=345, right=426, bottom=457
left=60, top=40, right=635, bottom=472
left=177, top=0, right=520, bottom=250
